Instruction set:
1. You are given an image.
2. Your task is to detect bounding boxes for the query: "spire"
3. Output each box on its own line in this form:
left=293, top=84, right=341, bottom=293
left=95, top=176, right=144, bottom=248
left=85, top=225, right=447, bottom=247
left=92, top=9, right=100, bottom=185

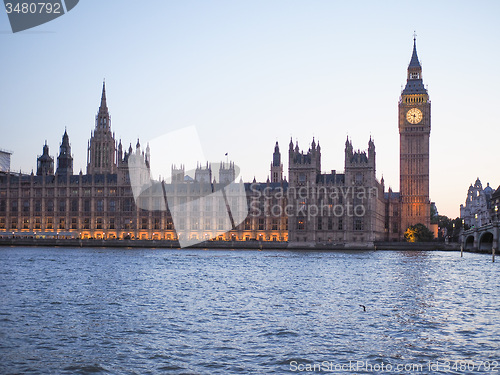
left=100, top=80, right=107, bottom=110
left=62, top=129, right=70, bottom=147
left=409, top=33, right=421, bottom=68
left=273, top=141, right=281, bottom=166
left=402, top=34, right=427, bottom=95
left=56, top=129, right=73, bottom=175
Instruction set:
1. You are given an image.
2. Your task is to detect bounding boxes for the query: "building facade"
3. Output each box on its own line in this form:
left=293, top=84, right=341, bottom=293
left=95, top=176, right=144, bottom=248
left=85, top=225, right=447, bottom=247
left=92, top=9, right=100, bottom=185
left=285, top=137, right=386, bottom=245
left=460, top=178, right=494, bottom=228
left=1, top=39, right=435, bottom=243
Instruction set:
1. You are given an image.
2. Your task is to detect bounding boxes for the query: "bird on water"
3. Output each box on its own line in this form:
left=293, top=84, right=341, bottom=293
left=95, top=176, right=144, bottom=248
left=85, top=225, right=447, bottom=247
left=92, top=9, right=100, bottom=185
left=359, top=305, right=366, bottom=312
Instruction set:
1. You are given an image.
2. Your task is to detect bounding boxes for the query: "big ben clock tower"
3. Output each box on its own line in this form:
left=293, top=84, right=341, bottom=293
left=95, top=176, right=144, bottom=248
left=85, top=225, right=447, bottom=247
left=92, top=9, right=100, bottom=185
left=399, top=35, right=431, bottom=233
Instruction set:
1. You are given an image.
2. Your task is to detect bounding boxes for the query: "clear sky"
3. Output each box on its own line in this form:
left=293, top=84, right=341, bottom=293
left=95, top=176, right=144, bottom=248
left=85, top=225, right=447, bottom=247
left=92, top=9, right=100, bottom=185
left=1, top=0, right=499, bottom=218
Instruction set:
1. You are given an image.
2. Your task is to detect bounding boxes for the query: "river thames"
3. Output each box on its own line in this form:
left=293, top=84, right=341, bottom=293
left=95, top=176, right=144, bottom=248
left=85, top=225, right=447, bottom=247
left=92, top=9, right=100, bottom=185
left=0, top=247, right=499, bottom=374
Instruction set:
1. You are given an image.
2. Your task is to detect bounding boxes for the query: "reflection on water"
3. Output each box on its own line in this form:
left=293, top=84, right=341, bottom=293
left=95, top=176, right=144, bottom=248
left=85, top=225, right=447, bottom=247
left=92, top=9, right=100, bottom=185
left=0, top=248, right=498, bottom=374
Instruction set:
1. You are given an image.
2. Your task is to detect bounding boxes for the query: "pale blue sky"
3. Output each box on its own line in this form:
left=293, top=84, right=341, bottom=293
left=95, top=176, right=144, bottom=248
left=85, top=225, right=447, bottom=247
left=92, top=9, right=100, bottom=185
left=1, top=0, right=499, bottom=218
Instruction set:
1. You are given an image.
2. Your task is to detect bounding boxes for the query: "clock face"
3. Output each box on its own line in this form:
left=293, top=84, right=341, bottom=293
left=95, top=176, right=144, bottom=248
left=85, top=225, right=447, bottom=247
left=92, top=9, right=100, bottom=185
left=406, top=108, right=423, bottom=124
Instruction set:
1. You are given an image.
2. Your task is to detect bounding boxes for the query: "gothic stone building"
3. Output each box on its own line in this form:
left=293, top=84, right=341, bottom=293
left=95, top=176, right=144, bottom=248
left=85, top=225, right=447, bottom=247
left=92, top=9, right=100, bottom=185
left=284, top=137, right=387, bottom=245
left=0, top=39, right=432, bottom=243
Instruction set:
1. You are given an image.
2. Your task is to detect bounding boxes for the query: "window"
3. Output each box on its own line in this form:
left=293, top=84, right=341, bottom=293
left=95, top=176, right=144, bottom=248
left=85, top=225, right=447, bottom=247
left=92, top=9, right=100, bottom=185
left=83, top=218, right=90, bottom=229
left=23, top=218, right=29, bottom=229
left=109, top=218, right=115, bottom=230
left=11, top=200, right=18, bottom=213
left=191, top=220, right=199, bottom=230
left=317, top=217, right=322, bottom=231
left=177, top=218, right=185, bottom=231
left=23, top=200, right=30, bottom=213
left=96, top=218, right=103, bottom=230
left=217, top=218, right=224, bottom=230
left=46, top=200, right=53, bottom=212
left=204, top=219, right=212, bottom=230
left=71, top=218, right=77, bottom=230
left=141, top=218, right=148, bottom=230
left=355, top=218, right=363, bottom=231
left=83, top=200, right=91, bottom=213
left=338, top=218, right=343, bottom=230
left=11, top=218, right=17, bottom=229
left=328, top=217, right=333, bottom=230
left=123, top=199, right=133, bottom=212
left=59, top=200, right=66, bottom=213
left=272, top=219, right=278, bottom=230
left=71, top=199, right=78, bottom=212
left=258, top=218, right=265, bottom=230
left=355, top=173, right=363, bottom=185
left=297, top=217, right=305, bottom=230
left=59, top=218, right=65, bottom=230
left=46, top=217, right=53, bottom=230
left=109, top=200, right=116, bottom=212
left=166, top=219, right=173, bottom=230
left=96, top=200, right=104, bottom=212
left=35, top=218, right=41, bottom=229
left=0, top=200, right=5, bottom=212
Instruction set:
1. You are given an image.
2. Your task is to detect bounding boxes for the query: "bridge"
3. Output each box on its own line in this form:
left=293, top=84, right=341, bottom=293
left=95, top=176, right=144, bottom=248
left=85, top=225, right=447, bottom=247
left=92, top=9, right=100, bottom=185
left=462, top=222, right=499, bottom=253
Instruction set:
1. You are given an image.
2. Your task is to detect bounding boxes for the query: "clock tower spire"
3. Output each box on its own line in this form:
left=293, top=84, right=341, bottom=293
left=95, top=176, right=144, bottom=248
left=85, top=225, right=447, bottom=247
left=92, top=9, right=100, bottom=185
left=399, top=35, right=431, bottom=235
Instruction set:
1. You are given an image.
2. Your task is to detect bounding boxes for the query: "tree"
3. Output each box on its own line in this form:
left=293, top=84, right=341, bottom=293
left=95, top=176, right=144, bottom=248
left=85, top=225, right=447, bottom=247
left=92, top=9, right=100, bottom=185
left=404, top=223, right=434, bottom=242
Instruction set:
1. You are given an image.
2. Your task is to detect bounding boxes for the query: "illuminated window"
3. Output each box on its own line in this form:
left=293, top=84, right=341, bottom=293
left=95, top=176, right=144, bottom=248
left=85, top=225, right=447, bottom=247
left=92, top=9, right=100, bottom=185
left=297, top=218, right=305, bottom=230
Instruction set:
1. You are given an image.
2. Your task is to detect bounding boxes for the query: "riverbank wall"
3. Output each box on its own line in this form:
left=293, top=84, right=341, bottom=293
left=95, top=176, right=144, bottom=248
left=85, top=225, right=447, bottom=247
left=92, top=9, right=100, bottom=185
left=0, top=237, right=461, bottom=251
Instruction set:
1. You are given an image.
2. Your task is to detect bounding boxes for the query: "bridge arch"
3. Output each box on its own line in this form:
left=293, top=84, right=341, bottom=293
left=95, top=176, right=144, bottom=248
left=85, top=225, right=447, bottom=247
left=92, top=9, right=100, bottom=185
left=465, top=235, right=475, bottom=250
left=479, top=231, right=494, bottom=252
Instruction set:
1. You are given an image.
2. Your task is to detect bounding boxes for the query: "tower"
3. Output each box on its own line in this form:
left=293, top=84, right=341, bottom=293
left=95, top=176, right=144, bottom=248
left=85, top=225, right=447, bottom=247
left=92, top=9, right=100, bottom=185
left=288, top=138, right=320, bottom=186
left=56, top=129, right=73, bottom=175
left=287, top=138, right=321, bottom=243
left=195, top=162, right=212, bottom=183
left=270, top=141, right=283, bottom=183
left=399, top=36, right=431, bottom=232
left=87, top=81, right=117, bottom=174
left=36, top=141, right=54, bottom=176
left=219, top=161, right=235, bottom=184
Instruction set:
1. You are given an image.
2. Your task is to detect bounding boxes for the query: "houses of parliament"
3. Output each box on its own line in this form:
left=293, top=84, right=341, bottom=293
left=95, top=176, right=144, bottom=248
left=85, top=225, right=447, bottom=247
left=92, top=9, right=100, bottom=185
left=0, top=39, right=432, bottom=245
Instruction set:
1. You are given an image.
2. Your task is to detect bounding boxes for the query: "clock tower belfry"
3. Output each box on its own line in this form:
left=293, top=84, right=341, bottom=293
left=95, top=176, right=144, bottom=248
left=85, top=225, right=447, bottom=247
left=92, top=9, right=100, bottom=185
left=399, top=36, right=431, bottom=233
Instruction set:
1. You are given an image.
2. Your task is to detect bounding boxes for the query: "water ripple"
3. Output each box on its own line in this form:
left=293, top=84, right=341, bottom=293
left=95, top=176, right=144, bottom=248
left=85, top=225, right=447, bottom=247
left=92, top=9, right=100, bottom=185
left=0, top=248, right=499, bottom=374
